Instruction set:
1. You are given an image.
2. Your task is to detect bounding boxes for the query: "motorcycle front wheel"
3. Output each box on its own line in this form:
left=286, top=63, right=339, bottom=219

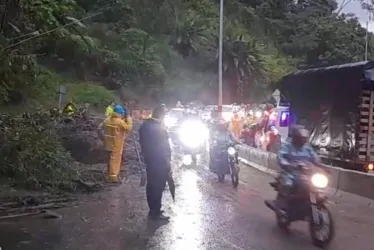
left=229, top=162, right=239, bottom=187
left=309, top=205, right=335, bottom=248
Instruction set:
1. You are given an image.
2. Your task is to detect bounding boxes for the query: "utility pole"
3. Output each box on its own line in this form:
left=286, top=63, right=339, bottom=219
left=365, top=0, right=371, bottom=61
left=218, top=0, right=223, bottom=115
left=366, top=20, right=369, bottom=61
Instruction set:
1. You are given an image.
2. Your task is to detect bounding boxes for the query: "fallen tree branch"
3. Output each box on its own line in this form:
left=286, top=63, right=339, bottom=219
left=0, top=211, right=44, bottom=220
left=3, top=202, right=73, bottom=213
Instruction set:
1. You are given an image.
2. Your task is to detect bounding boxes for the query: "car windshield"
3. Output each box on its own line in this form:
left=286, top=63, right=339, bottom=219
left=222, top=106, right=232, bottom=112
left=204, top=106, right=216, bottom=112
left=168, top=109, right=184, bottom=118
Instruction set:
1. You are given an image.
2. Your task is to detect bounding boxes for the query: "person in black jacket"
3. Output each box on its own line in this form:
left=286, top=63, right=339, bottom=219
left=139, top=105, right=171, bottom=220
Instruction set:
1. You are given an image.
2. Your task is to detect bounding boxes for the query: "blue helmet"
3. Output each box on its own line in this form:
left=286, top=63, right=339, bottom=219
left=113, top=105, right=125, bottom=116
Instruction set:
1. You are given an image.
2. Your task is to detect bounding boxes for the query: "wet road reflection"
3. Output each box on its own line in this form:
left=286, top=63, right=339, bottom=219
left=2, top=154, right=374, bottom=250
left=170, top=171, right=203, bottom=250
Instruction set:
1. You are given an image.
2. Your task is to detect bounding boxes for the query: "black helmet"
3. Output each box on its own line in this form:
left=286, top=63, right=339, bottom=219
left=152, top=105, right=166, bottom=119
left=290, top=125, right=309, bottom=146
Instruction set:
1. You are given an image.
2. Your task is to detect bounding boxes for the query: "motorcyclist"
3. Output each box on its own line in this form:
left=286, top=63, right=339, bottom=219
left=267, top=125, right=322, bottom=209
left=278, top=126, right=320, bottom=171
left=209, top=109, right=240, bottom=173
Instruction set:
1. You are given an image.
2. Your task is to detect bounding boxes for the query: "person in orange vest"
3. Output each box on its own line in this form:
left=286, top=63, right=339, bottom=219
left=98, top=105, right=133, bottom=182
left=231, top=111, right=242, bottom=138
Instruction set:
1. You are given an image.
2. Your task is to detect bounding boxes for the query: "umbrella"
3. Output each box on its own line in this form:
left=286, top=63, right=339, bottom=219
left=167, top=173, right=175, bottom=201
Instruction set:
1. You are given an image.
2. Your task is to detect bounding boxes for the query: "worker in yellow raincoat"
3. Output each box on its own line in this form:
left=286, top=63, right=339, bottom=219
left=99, top=104, right=133, bottom=182
left=105, top=102, right=115, bottom=117
left=231, top=111, right=242, bottom=138
left=245, top=112, right=255, bottom=126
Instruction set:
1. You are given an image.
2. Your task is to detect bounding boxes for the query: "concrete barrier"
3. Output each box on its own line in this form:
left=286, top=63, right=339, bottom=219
left=238, top=144, right=374, bottom=202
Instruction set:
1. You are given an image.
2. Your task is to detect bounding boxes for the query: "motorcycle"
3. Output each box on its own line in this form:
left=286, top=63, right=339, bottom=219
left=177, top=119, right=208, bottom=164
left=264, top=162, right=334, bottom=248
left=209, top=141, right=239, bottom=187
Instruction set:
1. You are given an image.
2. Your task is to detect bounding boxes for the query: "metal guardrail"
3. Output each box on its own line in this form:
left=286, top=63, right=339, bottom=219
left=237, top=145, right=374, bottom=202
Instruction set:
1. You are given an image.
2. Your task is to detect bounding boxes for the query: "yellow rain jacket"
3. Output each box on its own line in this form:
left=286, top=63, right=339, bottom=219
left=101, top=114, right=133, bottom=181
left=231, top=113, right=242, bottom=138
left=245, top=116, right=254, bottom=126
left=105, top=105, right=114, bottom=117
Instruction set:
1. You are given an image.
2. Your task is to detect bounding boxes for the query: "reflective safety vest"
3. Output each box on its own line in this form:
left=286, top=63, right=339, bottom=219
left=105, top=105, right=114, bottom=117
left=63, top=103, right=77, bottom=115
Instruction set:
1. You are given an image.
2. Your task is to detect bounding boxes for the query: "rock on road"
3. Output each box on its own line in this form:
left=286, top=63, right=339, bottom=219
left=1, top=154, right=374, bottom=250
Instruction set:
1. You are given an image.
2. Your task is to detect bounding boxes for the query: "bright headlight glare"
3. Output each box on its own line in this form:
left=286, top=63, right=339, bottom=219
left=164, top=117, right=177, bottom=127
left=178, top=121, right=208, bottom=147
left=228, top=147, right=236, bottom=155
left=222, top=113, right=232, bottom=121
left=182, top=155, right=192, bottom=165
left=311, top=173, right=328, bottom=188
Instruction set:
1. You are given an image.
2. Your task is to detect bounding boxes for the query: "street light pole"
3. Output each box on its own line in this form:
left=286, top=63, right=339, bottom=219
left=218, top=0, right=223, bottom=116
left=365, top=0, right=371, bottom=61
left=366, top=20, right=368, bottom=61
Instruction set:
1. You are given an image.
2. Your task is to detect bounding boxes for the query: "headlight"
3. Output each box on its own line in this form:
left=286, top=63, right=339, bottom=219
left=182, top=155, right=192, bottom=165
left=311, top=173, right=328, bottom=188
left=260, top=135, right=265, bottom=142
left=222, top=113, right=232, bottom=121
left=178, top=120, right=208, bottom=147
left=228, top=147, right=236, bottom=155
left=255, top=111, right=262, bottom=118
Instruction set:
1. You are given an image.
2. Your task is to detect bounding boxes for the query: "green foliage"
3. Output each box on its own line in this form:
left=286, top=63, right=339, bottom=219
left=245, top=0, right=374, bottom=68
left=264, top=53, right=295, bottom=83
left=68, top=83, right=115, bottom=106
left=31, top=67, right=63, bottom=102
left=1, top=0, right=374, bottom=102
left=3, top=0, right=374, bottom=189
left=0, top=111, right=77, bottom=189
left=0, top=51, right=37, bottom=104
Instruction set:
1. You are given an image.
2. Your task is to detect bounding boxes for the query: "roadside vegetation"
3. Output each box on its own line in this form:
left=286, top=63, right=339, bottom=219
left=1, top=0, right=374, bottom=191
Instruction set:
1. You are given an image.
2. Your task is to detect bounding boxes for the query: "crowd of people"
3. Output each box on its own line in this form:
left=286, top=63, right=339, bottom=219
left=60, top=100, right=321, bottom=222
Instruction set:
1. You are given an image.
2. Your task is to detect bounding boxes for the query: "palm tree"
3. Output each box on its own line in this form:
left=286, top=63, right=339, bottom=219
left=211, top=26, right=268, bottom=102
left=170, top=10, right=210, bottom=57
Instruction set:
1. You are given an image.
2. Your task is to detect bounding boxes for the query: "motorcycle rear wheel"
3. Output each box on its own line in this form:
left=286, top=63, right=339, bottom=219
left=309, top=205, right=334, bottom=248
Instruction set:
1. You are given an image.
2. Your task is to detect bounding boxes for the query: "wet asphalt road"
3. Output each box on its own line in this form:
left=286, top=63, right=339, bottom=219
left=1, top=153, right=374, bottom=250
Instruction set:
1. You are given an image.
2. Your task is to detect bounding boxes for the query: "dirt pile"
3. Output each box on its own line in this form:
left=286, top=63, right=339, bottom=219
left=60, top=116, right=107, bottom=165
left=60, top=116, right=142, bottom=176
